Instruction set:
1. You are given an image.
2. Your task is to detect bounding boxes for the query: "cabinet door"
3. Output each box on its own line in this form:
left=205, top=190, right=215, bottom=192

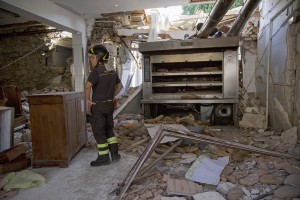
left=76, top=98, right=87, bottom=149
left=65, top=99, right=78, bottom=157
left=31, top=103, right=66, bottom=161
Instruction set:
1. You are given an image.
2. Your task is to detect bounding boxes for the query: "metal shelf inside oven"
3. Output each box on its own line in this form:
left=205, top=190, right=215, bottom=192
left=152, top=71, right=223, bottom=76
left=152, top=81, right=223, bottom=87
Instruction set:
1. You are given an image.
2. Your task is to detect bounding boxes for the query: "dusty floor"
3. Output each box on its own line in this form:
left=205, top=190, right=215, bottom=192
left=4, top=124, right=300, bottom=200
left=6, top=148, right=137, bottom=200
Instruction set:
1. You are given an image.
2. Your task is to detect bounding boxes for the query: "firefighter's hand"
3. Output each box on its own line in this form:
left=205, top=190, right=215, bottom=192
left=86, top=99, right=96, bottom=113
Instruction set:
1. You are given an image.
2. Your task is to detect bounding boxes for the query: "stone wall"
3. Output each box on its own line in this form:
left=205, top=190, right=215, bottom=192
left=0, top=27, right=73, bottom=93
left=87, top=21, right=122, bottom=69
left=87, top=21, right=135, bottom=92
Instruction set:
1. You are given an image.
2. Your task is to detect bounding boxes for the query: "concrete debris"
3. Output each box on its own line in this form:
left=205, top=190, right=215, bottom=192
left=166, top=177, right=203, bottom=196
left=273, top=185, right=300, bottom=198
left=179, top=153, right=197, bottom=164
left=161, top=197, right=186, bottom=200
left=193, top=191, right=225, bottom=200
left=241, top=187, right=251, bottom=198
left=239, top=113, right=267, bottom=130
left=274, top=97, right=293, bottom=131
left=260, top=174, right=285, bottom=185
left=179, top=156, right=197, bottom=164
left=284, top=174, right=300, bottom=188
left=49, top=75, right=62, bottom=85
left=216, top=181, right=236, bottom=195
left=176, top=114, right=195, bottom=126
left=239, top=173, right=259, bottom=186
left=274, top=161, right=300, bottom=175
left=244, top=106, right=260, bottom=114
left=250, top=188, right=259, bottom=195
left=144, top=114, right=202, bottom=126
left=112, top=114, right=300, bottom=200
left=227, top=187, right=244, bottom=200
left=281, top=127, right=298, bottom=145
left=144, top=115, right=164, bottom=123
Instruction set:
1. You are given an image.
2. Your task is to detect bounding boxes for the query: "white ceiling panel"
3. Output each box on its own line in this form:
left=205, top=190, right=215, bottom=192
left=49, top=0, right=190, bottom=19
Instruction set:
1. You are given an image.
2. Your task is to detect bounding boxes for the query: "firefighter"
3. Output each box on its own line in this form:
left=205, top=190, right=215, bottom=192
left=85, top=44, right=123, bottom=167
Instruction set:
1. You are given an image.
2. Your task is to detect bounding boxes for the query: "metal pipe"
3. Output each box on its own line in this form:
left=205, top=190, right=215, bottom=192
left=196, top=0, right=236, bottom=38
left=163, top=128, right=300, bottom=160
left=227, top=0, right=262, bottom=36
left=117, top=126, right=165, bottom=199
left=137, top=139, right=182, bottom=177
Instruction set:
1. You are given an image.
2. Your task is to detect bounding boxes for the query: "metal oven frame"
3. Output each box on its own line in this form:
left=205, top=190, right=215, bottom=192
left=139, top=37, right=240, bottom=124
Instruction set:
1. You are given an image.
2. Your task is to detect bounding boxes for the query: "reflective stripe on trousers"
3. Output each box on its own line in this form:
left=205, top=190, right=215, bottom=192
left=97, top=143, right=109, bottom=155
left=107, top=137, right=118, bottom=144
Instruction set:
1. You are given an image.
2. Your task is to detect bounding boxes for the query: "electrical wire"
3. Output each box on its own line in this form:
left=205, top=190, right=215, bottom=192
left=0, top=42, right=46, bottom=72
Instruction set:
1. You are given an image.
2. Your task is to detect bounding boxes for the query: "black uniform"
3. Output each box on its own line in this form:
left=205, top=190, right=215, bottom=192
left=87, top=64, right=121, bottom=161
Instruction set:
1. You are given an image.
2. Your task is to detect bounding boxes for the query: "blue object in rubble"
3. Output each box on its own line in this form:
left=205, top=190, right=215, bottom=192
left=214, top=31, right=223, bottom=38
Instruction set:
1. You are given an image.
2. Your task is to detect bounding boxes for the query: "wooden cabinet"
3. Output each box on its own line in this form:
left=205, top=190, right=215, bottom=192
left=28, top=92, right=86, bottom=168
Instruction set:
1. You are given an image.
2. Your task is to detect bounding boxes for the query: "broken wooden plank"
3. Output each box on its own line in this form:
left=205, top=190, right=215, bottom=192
left=0, top=144, right=26, bottom=164
left=0, top=158, right=31, bottom=175
left=125, top=136, right=150, bottom=151
left=0, top=189, right=18, bottom=199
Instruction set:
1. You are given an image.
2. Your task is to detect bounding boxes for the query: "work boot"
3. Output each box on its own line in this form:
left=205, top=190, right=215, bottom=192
left=90, top=155, right=110, bottom=167
left=111, top=153, right=121, bottom=162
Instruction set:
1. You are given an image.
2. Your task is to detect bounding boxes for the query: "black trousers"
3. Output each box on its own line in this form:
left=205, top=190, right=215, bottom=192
left=90, top=101, right=118, bottom=156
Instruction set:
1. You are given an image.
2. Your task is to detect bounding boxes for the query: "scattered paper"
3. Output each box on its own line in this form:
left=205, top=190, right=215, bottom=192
left=185, top=155, right=229, bottom=185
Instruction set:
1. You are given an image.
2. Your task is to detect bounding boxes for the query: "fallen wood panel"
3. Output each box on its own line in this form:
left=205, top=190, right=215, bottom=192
left=125, top=136, right=150, bottom=151
left=0, top=144, right=26, bottom=164
left=0, top=158, right=31, bottom=175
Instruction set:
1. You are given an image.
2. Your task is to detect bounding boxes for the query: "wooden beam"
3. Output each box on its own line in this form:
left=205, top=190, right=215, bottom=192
left=0, top=29, right=62, bottom=38
left=0, top=21, right=43, bottom=31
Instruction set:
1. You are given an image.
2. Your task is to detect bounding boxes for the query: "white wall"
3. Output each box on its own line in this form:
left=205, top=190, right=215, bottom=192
left=256, top=0, right=300, bottom=131
left=242, top=41, right=258, bottom=93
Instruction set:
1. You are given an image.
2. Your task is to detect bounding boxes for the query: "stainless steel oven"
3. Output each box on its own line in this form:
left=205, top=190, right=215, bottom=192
left=139, top=37, right=239, bottom=124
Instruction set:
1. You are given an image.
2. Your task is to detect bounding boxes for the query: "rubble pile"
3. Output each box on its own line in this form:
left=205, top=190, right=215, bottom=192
left=239, top=89, right=267, bottom=130
left=27, top=83, right=72, bottom=95
left=12, top=128, right=32, bottom=155
left=112, top=114, right=300, bottom=200
left=241, top=10, right=259, bottom=41
left=115, top=86, right=140, bottom=109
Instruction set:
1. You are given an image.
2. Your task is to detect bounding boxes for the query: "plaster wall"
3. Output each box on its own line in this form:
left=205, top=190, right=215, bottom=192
left=256, top=0, right=300, bottom=131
